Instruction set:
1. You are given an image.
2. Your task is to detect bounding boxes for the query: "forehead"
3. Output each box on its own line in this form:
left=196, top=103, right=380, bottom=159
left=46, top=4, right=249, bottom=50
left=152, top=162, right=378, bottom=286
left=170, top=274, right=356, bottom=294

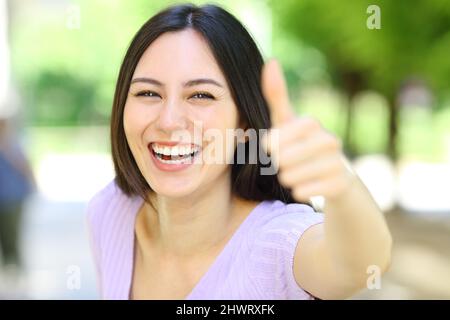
left=133, top=29, right=226, bottom=83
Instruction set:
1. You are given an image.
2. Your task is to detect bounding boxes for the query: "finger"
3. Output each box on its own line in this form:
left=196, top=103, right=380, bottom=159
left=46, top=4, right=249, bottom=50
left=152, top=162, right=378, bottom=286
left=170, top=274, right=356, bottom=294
left=291, top=172, right=350, bottom=200
left=278, top=154, right=344, bottom=187
left=261, top=59, right=296, bottom=127
left=278, top=132, right=341, bottom=169
left=277, top=117, right=322, bottom=147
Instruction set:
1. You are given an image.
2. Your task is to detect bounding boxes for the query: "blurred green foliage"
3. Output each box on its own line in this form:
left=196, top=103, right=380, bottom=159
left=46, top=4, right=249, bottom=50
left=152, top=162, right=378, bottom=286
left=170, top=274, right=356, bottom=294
left=10, top=0, right=176, bottom=126
left=271, top=0, right=450, bottom=158
left=272, top=0, right=450, bottom=98
left=10, top=0, right=267, bottom=126
left=8, top=0, right=450, bottom=161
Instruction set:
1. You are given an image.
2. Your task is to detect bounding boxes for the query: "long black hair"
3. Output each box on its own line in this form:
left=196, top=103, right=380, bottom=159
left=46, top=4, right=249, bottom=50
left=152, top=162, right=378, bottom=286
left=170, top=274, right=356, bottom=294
left=111, top=3, right=303, bottom=205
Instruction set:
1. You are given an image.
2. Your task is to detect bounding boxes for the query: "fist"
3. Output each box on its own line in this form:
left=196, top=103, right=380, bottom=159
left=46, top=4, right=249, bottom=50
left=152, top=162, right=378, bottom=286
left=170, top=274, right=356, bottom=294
left=261, top=60, right=354, bottom=202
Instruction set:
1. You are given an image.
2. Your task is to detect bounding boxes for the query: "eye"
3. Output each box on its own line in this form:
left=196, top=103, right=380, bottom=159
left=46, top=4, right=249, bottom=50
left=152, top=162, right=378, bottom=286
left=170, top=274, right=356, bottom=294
left=190, top=92, right=215, bottom=100
left=135, top=90, right=161, bottom=98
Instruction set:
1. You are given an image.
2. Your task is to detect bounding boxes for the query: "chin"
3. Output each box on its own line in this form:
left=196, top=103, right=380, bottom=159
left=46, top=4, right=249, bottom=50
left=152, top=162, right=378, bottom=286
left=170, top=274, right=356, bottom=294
left=148, top=177, right=202, bottom=199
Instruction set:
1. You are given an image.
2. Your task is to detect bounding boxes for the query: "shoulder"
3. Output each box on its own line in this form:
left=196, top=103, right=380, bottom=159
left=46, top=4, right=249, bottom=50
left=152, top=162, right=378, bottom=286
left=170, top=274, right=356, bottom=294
left=255, top=200, right=324, bottom=234
left=258, top=200, right=324, bottom=265
left=86, top=179, right=121, bottom=228
left=85, top=179, right=141, bottom=299
left=248, top=200, right=324, bottom=299
left=85, top=179, right=139, bottom=246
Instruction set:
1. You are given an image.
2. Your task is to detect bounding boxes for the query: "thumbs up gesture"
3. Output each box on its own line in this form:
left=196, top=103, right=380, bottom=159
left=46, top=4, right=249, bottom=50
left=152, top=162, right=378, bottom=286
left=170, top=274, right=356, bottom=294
left=261, top=60, right=354, bottom=202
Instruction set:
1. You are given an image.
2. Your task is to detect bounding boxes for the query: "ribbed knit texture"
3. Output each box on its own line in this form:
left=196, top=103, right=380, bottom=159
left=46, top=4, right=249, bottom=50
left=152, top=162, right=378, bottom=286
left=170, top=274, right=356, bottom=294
left=86, top=180, right=324, bottom=300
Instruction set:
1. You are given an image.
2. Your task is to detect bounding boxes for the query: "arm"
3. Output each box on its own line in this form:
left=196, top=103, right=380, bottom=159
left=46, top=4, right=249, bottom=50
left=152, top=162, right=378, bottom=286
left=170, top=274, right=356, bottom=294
left=261, top=60, right=392, bottom=299
left=294, top=171, right=392, bottom=299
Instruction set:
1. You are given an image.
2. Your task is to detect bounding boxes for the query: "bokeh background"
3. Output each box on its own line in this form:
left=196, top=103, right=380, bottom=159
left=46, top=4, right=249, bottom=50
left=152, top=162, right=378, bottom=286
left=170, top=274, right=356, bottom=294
left=0, top=0, right=449, bottom=299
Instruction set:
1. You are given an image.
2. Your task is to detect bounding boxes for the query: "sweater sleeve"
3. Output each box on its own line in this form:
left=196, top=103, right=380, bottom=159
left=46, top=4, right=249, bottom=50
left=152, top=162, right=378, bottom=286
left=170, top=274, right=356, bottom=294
left=281, top=204, right=324, bottom=299
left=251, top=202, right=324, bottom=299
left=85, top=180, right=117, bottom=298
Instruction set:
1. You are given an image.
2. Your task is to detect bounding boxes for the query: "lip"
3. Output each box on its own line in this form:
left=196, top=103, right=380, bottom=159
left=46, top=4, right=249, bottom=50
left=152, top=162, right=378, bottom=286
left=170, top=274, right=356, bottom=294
left=151, top=141, right=193, bottom=147
left=148, top=142, right=201, bottom=172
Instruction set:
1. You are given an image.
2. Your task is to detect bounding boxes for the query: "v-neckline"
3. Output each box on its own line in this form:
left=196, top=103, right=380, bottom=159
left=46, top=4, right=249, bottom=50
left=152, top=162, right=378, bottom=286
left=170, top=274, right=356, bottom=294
left=125, top=197, right=267, bottom=300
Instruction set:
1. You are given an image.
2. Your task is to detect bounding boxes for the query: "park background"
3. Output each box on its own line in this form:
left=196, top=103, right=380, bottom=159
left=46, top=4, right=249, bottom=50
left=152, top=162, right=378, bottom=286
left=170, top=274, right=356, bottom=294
left=1, top=0, right=450, bottom=299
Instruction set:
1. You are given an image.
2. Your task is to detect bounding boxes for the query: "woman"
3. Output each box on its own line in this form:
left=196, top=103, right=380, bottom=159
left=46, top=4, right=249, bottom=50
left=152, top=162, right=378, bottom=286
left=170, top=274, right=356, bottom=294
left=86, top=3, right=392, bottom=300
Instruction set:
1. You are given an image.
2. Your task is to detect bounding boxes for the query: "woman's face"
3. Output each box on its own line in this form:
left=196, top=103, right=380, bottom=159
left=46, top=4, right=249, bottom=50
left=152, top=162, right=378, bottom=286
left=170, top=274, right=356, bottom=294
left=123, top=29, right=240, bottom=198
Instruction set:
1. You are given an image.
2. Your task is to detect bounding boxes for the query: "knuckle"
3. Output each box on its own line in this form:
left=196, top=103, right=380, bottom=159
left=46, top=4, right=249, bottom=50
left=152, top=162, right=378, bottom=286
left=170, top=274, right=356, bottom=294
left=301, top=117, right=321, bottom=131
left=323, top=132, right=341, bottom=150
left=292, top=187, right=305, bottom=200
left=277, top=156, right=287, bottom=168
left=278, top=169, right=292, bottom=185
left=330, top=158, right=345, bottom=176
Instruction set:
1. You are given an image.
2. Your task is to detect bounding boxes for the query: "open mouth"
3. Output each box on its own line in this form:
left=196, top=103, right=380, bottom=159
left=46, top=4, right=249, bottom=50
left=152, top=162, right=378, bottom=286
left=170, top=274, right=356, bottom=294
left=150, top=142, right=201, bottom=165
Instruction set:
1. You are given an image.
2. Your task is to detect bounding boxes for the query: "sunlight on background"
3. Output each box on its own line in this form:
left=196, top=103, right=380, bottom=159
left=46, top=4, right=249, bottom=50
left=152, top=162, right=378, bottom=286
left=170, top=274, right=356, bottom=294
left=37, top=152, right=113, bottom=202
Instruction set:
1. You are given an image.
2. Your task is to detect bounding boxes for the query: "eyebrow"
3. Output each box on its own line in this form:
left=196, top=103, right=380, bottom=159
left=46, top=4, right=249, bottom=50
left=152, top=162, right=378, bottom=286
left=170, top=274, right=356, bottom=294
left=130, top=77, right=223, bottom=88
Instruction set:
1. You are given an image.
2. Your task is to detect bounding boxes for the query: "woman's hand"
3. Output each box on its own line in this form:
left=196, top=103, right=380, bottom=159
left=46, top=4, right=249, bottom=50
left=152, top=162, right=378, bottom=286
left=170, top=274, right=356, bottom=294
left=261, top=59, right=355, bottom=202
left=260, top=60, right=392, bottom=299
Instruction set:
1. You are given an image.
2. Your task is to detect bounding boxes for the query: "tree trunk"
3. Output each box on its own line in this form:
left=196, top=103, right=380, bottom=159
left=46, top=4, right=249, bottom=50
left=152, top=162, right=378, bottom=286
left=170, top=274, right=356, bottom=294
left=343, top=98, right=355, bottom=157
left=387, top=97, right=399, bottom=161
left=341, top=71, right=364, bottom=159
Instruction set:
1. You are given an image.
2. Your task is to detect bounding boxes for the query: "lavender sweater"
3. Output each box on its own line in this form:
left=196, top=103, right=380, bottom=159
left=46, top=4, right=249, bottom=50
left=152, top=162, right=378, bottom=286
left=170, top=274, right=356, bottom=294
left=86, top=180, right=325, bottom=300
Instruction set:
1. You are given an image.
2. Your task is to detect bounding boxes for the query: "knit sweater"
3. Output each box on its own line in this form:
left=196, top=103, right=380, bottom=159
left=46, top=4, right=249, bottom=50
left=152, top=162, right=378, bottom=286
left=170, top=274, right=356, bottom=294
left=86, top=180, right=324, bottom=299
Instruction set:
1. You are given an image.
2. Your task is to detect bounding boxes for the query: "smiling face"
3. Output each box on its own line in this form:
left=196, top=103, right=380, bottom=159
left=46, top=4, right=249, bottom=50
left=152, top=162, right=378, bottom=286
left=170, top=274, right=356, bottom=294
left=123, top=29, right=240, bottom=199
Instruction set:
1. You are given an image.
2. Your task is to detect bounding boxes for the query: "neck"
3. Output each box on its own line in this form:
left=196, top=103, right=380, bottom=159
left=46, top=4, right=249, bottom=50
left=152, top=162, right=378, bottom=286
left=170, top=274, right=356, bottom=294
left=137, top=171, right=242, bottom=258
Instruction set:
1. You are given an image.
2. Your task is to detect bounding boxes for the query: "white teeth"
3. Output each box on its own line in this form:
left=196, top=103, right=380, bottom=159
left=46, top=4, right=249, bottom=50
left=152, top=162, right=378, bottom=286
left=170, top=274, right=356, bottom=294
left=151, top=143, right=200, bottom=157
left=163, top=146, right=170, bottom=156
left=170, top=146, right=179, bottom=156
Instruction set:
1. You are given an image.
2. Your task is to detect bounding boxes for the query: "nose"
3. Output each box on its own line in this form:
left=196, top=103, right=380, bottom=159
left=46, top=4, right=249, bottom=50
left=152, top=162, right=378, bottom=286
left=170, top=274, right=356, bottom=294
left=155, top=97, right=188, bottom=134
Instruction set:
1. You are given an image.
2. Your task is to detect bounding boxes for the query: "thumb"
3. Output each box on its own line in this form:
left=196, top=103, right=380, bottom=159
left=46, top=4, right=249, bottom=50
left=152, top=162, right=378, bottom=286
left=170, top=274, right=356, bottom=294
left=261, top=59, right=296, bottom=127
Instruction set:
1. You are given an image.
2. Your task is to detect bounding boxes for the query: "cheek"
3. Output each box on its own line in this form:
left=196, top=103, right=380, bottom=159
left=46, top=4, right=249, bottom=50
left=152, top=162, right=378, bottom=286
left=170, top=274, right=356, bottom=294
left=123, top=102, right=156, bottom=175
left=197, top=101, right=239, bottom=130
left=200, top=104, right=240, bottom=163
left=123, top=101, right=156, bottom=141
left=123, top=103, right=150, bottom=163
left=123, top=102, right=138, bottom=137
